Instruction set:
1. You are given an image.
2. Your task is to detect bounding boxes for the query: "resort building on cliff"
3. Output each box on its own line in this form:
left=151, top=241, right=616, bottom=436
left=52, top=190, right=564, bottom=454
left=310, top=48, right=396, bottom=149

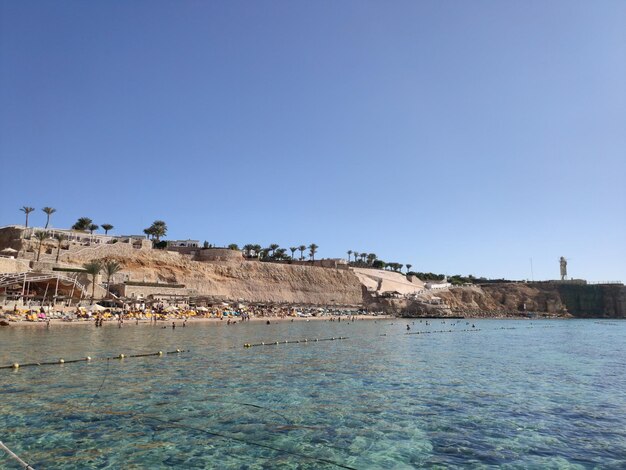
left=167, top=239, right=200, bottom=248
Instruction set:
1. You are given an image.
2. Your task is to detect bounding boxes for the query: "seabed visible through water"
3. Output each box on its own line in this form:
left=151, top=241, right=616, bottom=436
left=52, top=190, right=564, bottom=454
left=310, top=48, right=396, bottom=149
left=1, top=318, right=625, bottom=469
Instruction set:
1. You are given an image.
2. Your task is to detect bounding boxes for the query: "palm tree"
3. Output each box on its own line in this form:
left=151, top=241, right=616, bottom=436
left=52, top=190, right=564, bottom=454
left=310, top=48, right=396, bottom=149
left=361, top=253, right=367, bottom=263
left=353, top=252, right=359, bottom=264
left=406, top=264, right=412, bottom=273
left=145, top=220, right=167, bottom=242
left=41, top=207, right=56, bottom=229
left=20, top=206, right=35, bottom=228
left=101, top=224, right=114, bottom=235
left=298, top=245, right=306, bottom=261
left=366, top=253, right=377, bottom=265
left=102, top=259, right=122, bottom=297
left=347, top=250, right=352, bottom=262
left=88, top=223, right=99, bottom=234
left=228, top=243, right=239, bottom=251
left=34, top=231, right=50, bottom=261
left=308, top=243, right=318, bottom=261
left=53, top=233, right=67, bottom=262
left=290, top=246, right=298, bottom=260
left=275, top=248, right=287, bottom=260
left=83, top=260, right=103, bottom=301
left=269, top=244, right=280, bottom=257
left=72, top=217, right=92, bottom=231
left=252, top=244, right=262, bottom=258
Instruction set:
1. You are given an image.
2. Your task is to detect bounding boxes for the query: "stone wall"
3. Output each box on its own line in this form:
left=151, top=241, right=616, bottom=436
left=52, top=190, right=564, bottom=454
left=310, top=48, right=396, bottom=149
left=194, top=248, right=243, bottom=263
left=111, top=283, right=191, bottom=299
left=0, top=257, right=30, bottom=273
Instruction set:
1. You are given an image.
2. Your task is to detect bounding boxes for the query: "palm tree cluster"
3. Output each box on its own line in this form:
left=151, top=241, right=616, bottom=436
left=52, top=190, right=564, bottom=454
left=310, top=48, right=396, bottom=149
left=347, top=250, right=412, bottom=273
left=240, top=243, right=320, bottom=262
left=143, top=220, right=167, bottom=242
left=71, top=217, right=114, bottom=235
left=82, top=258, right=122, bottom=300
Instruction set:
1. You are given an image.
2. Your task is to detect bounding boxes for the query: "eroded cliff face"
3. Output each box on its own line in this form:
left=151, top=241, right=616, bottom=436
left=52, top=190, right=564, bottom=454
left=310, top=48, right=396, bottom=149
left=60, top=248, right=626, bottom=316
left=68, top=250, right=364, bottom=305
left=436, top=284, right=567, bottom=314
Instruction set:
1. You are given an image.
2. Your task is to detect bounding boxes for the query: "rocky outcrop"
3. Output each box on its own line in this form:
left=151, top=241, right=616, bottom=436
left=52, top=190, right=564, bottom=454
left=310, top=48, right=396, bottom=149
left=436, top=284, right=567, bottom=314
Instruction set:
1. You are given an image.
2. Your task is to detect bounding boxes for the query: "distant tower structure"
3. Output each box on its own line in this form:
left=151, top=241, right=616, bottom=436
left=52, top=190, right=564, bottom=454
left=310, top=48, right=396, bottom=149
left=559, top=256, right=568, bottom=281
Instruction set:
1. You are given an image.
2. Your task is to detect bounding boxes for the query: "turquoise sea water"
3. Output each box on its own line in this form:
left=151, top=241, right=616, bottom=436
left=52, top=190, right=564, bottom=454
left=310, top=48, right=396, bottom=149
left=1, top=319, right=625, bottom=469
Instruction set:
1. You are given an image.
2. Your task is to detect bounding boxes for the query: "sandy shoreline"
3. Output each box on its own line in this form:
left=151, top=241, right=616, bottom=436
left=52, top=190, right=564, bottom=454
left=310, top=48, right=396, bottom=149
left=1, top=314, right=395, bottom=328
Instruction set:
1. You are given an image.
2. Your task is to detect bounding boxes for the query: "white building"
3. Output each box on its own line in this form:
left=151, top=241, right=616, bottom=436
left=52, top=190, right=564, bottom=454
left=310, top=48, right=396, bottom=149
left=167, top=239, right=200, bottom=248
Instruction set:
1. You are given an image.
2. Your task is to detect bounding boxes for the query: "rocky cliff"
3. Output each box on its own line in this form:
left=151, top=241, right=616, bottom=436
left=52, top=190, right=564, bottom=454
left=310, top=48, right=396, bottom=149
left=40, top=248, right=626, bottom=317
left=66, top=249, right=363, bottom=305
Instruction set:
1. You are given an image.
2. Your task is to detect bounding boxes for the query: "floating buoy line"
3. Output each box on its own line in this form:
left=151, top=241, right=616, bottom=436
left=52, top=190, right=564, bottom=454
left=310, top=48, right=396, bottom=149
left=1, top=349, right=188, bottom=370
left=406, top=329, right=481, bottom=335
left=244, top=336, right=348, bottom=348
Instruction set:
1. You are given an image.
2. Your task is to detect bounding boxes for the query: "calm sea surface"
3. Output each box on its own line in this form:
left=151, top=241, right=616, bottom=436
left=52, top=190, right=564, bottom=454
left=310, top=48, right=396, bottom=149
left=1, top=319, right=625, bottom=469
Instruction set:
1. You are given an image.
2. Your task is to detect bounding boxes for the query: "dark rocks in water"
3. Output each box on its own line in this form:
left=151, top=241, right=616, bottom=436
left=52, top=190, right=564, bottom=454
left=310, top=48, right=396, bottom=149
left=0, top=319, right=10, bottom=327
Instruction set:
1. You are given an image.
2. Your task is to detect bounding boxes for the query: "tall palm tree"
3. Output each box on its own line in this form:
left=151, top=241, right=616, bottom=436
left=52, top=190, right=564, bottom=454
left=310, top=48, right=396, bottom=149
left=34, top=231, right=50, bottom=261
left=290, top=246, right=298, bottom=260
left=83, top=260, right=103, bottom=301
left=53, top=233, right=67, bottom=262
left=252, top=244, right=262, bottom=258
left=308, top=243, right=318, bottom=261
left=298, top=245, right=306, bottom=261
left=88, top=224, right=99, bottom=234
left=347, top=250, right=352, bottom=262
left=42, top=207, right=56, bottom=229
left=101, top=224, right=114, bottom=235
left=242, top=244, right=254, bottom=258
left=269, top=244, right=280, bottom=257
left=20, top=206, right=35, bottom=228
left=353, top=252, right=359, bottom=264
left=361, top=253, right=367, bottom=263
left=406, top=264, right=412, bottom=273
left=102, top=259, right=122, bottom=297
left=367, top=253, right=377, bottom=265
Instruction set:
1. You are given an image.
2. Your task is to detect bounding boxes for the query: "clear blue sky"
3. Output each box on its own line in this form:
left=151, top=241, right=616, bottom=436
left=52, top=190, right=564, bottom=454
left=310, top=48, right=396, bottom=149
left=1, top=1, right=624, bottom=282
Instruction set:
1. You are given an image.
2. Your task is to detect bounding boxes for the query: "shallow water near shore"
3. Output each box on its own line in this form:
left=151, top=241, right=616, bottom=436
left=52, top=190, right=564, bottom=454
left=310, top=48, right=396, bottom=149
left=1, top=318, right=626, bottom=469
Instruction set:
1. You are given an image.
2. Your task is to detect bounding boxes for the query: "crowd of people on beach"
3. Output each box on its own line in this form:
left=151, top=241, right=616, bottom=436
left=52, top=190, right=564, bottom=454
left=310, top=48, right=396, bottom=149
left=1, top=300, right=373, bottom=325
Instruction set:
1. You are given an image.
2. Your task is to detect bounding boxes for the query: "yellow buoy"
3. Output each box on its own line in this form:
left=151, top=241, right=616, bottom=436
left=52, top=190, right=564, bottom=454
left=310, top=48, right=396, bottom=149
left=118, top=354, right=125, bottom=359
left=158, top=351, right=163, bottom=356
left=176, top=348, right=181, bottom=353
left=12, top=363, right=19, bottom=369
left=86, top=356, right=92, bottom=361
left=59, top=359, right=65, bottom=364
